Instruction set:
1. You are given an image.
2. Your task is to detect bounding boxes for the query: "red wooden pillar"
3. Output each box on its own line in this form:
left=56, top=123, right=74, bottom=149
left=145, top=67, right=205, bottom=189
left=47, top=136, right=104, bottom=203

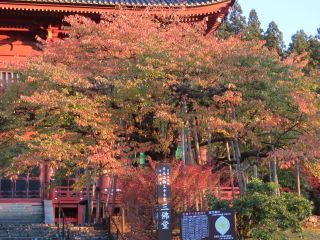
left=40, top=161, right=54, bottom=199
left=78, top=204, right=86, bottom=225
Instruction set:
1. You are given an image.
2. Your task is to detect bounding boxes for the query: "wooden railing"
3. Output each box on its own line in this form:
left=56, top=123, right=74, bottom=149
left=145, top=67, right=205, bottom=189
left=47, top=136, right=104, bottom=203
left=0, top=179, right=238, bottom=203
left=52, top=186, right=123, bottom=204
left=51, top=186, right=238, bottom=205
left=213, top=186, right=240, bottom=200
left=0, top=190, right=41, bottom=198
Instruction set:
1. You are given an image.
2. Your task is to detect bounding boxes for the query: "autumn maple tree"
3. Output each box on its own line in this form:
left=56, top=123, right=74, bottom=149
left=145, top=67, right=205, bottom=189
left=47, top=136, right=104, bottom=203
left=0, top=11, right=320, bottom=237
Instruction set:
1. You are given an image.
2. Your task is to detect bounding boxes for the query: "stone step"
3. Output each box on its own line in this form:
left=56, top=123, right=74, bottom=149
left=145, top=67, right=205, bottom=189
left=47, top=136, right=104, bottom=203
left=0, top=237, right=59, bottom=240
left=0, top=228, right=57, bottom=230
left=0, top=224, right=111, bottom=240
left=0, top=203, right=44, bottom=224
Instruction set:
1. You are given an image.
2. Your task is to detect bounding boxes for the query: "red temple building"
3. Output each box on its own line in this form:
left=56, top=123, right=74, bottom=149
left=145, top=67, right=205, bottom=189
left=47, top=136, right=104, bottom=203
left=0, top=0, right=236, bottom=228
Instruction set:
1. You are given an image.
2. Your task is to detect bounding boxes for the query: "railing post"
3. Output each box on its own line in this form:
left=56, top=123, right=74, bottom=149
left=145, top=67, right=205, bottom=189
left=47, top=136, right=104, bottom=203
left=26, top=175, right=30, bottom=199
left=107, top=216, right=111, bottom=236
left=62, top=212, right=65, bottom=240
left=58, top=201, right=61, bottom=229
left=12, top=180, right=14, bottom=198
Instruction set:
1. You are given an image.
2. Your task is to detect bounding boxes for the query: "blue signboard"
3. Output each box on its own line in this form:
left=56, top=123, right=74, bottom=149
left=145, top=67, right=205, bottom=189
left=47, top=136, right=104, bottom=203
left=181, top=210, right=236, bottom=240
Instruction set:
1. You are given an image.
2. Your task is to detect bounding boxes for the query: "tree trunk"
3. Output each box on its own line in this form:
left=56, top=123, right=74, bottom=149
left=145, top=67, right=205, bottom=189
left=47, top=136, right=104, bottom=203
left=272, top=157, right=280, bottom=196
left=121, top=207, right=126, bottom=234
left=253, top=160, right=258, bottom=178
left=111, top=176, right=118, bottom=216
left=181, top=129, right=187, bottom=211
left=268, top=160, right=272, bottom=182
left=181, top=129, right=187, bottom=166
left=105, top=176, right=114, bottom=218
left=269, top=136, right=280, bottom=195
left=96, top=190, right=101, bottom=224
left=195, top=196, right=199, bottom=211
left=271, top=140, right=280, bottom=196
left=243, top=159, right=249, bottom=186
left=207, top=128, right=212, bottom=165
left=296, top=160, right=301, bottom=196
left=232, top=140, right=244, bottom=195
left=226, top=142, right=236, bottom=199
left=91, top=164, right=97, bottom=223
left=187, top=129, right=194, bottom=165
left=231, top=106, right=244, bottom=195
left=85, top=159, right=91, bottom=224
left=192, top=116, right=201, bottom=164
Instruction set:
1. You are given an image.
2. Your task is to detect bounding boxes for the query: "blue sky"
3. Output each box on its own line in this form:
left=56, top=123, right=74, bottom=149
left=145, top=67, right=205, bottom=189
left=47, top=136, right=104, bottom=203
left=238, top=0, right=320, bottom=47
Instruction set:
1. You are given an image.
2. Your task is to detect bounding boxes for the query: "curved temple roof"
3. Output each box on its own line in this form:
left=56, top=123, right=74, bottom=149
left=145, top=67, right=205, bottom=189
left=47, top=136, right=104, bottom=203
left=0, top=0, right=234, bottom=66
left=8, top=0, right=229, bottom=8
left=0, top=0, right=235, bottom=22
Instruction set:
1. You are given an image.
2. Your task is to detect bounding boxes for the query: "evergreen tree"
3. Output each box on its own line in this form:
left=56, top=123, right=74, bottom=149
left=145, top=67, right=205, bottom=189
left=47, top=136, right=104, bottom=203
left=308, top=37, right=320, bottom=70
left=316, top=27, right=320, bottom=40
left=289, top=30, right=310, bottom=54
left=288, top=30, right=320, bottom=72
left=216, top=1, right=246, bottom=39
left=245, top=9, right=263, bottom=41
left=264, top=21, right=285, bottom=55
left=228, top=1, right=247, bottom=35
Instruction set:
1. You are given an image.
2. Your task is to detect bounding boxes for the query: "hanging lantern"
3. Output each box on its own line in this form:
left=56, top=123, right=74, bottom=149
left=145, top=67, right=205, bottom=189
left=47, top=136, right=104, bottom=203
left=175, top=145, right=182, bottom=160
left=139, top=152, right=146, bottom=165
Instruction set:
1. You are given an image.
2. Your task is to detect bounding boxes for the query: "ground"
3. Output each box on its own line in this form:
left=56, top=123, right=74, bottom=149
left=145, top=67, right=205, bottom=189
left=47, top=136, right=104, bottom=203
left=279, top=228, right=320, bottom=239
left=173, top=228, right=320, bottom=239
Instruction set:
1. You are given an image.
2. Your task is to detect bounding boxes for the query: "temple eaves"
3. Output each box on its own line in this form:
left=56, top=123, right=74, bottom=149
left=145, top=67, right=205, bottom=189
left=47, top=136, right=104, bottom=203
left=6, top=0, right=230, bottom=8
left=0, top=0, right=234, bottom=17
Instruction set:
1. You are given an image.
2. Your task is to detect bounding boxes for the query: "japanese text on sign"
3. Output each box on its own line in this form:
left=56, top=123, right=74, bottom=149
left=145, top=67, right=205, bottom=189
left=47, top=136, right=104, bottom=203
left=156, top=163, right=172, bottom=240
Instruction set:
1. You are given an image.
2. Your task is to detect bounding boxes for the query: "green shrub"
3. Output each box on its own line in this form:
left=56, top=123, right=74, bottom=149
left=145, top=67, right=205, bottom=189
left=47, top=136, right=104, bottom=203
left=246, top=178, right=277, bottom=195
left=234, top=179, right=313, bottom=240
left=207, top=192, right=230, bottom=210
left=208, top=179, right=313, bottom=240
left=278, top=169, right=312, bottom=198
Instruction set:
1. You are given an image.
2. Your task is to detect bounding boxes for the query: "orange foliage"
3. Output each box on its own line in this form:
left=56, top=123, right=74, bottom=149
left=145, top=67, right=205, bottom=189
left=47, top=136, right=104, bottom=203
left=120, top=158, right=224, bottom=240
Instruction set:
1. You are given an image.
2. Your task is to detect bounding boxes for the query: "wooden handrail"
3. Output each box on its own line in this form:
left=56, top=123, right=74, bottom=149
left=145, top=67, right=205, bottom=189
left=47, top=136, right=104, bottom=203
left=52, top=186, right=123, bottom=204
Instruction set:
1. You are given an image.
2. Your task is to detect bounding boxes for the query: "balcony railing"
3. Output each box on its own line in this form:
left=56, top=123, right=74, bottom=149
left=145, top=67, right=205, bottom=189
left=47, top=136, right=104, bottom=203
left=52, top=186, right=238, bottom=204
left=0, top=190, right=41, bottom=198
left=52, top=186, right=123, bottom=204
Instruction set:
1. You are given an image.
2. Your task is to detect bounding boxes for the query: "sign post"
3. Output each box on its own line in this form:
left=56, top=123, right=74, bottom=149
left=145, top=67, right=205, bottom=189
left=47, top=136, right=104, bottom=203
left=156, top=163, right=172, bottom=240
left=181, top=210, right=237, bottom=240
